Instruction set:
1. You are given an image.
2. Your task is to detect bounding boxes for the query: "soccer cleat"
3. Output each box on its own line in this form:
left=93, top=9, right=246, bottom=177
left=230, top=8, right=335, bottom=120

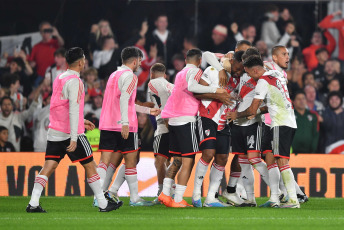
left=279, top=202, right=300, bottom=209
left=297, top=194, right=309, bottom=204
left=99, top=200, right=122, bottom=212
left=192, top=198, right=202, bottom=208
left=259, top=200, right=280, bottom=208
left=104, top=191, right=121, bottom=204
left=26, top=204, right=47, bottom=213
left=93, top=197, right=98, bottom=207
left=204, top=197, right=233, bottom=207
left=158, top=192, right=172, bottom=207
left=129, top=198, right=154, bottom=207
left=237, top=200, right=257, bottom=207
left=280, top=194, right=289, bottom=203
left=171, top=199, right=193, bottom=208
left=152, top=197, right=162, bottom=205
left=222, top=190, right=244, bottom=206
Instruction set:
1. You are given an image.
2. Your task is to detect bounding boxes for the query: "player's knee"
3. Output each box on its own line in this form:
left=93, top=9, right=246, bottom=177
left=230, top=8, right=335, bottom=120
left=215, top=154, right=228, bottom=166
left=202, top=149, right=215, bottom=163
left=155, top=156, right=166, bottom=167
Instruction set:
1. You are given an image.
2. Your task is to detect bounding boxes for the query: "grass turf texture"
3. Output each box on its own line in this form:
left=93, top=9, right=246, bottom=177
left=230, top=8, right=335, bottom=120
left=1, top=197, right=344, bottom=230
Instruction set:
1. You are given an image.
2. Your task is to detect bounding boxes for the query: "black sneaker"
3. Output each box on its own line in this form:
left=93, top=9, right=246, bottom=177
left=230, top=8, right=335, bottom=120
left=237, top=201, right=257, bottom=207
left=297, top=194, right=309, bottom=203
left=26, top=204, right=47, bottom=213
left=99, top=200, right=123, bottom=212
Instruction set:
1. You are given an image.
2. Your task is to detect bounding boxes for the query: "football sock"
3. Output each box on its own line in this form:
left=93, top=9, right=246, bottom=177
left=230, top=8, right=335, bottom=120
left=267, top=163, right=280, bottom=202
left=162, top=178, right=174, bottom=196
left=157, top=184, right=163, bottom=196
left=280, top=165, right=298, bottom=204
left=102, top=163, right=116, bottom=191
left=193, top=157, right=209, bottom=199
left=125, top=167, right=140, bottom=203
left=249, top=157, right=270, bottom=186
left=227, top=171, right=240, bottom=193
left=87, top=174, right=107, bottom=209
left=109, top=163, right=125, bottom=195
left=96, top=162, right=107, bottom=189
left=279, top=176, right=288, bottom=197
left=29, top=175, right=48, bottom=207
left=239, top=156, right=255, bottom=202
left=174, top=184, right=187, bottom=203
left=295, top=181, right=305, bottom=195
left=207, top=163, right=225, bottom=199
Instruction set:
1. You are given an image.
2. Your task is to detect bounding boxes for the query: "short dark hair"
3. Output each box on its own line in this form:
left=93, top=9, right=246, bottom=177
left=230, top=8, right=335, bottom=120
left=151, top=63, right=166, bottom=73
left=316, top=47, right=328, bottom=55
left=236, top=40, right=252, bottom=49
left=293, top=90, right=306, bottom=100
left=0, top=126, right=8, bottom=132
left=184, top=36, right=198, bottom=47
left=0, top=96, right=13, bottom=106
left=266, top=4, right=279, bottom=13
left=121, top=46, right=143, bottom=64
left=172, top=53, right=185, bottom=62
left=242, top=47, right=260, bottom=61
left=186, top=48, right=202, bottom=61
left=54, top=48, right=66, bottom=57
left=241, top=23, right=255, bottom=31
left=243, top=55, right=264, bottom=68
left=272, top=45, right=286, bottom=56
left=1, top=73, right=20, bottom=88
left=12, top=57, right=25, bottom=70
left=39, top=21, right=51, bottom=31
left=65, top=47, right=84, bottom=65
left=233, top=50, right=244, bottom=63
left=302, top=72, right=314, bottom=83
left=328, top=91, right=343, bottom=106
left=156, top=14, right=168, bottom=21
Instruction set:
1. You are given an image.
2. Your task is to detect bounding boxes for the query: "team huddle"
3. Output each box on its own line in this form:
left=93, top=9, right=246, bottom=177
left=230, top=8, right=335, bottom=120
left=26, top=40, right=308, bottom=213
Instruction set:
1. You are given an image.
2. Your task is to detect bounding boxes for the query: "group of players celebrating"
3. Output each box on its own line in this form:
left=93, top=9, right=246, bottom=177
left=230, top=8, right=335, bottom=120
left=26, top=39, right=308, bottom=213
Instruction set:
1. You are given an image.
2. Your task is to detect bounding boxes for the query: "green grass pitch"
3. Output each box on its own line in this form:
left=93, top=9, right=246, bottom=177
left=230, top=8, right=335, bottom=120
left=1, top=197, right=344, bottom=230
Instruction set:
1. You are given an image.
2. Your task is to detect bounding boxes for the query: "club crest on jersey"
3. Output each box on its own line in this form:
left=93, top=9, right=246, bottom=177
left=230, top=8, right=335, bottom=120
left=307, top=115, right=313, bottom=121
left=205, top=129, right=210, bottom=136
left=247, top=135, right=255, bottom=148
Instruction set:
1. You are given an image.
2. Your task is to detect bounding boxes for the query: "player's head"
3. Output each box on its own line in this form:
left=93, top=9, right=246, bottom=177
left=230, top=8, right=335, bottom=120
left=65, top=47, right=85, bottom=72
left=243, top=55, right=264, bottom=81
left=150, top=63, right=166, bottom=79
left=121, top=46, right=143, bottom=72
left=242, top=47, right=260, bottom=62
left=230, top=50, right=245, bottom=78
left=0, top=126, right=9, bottom=143
left=271, top=45, right=289, bottom=69
left=0, top=96, right=14, bottom=118
left=235, top=40, right=252, bottom=52
left=293, top=91, right=307, bottom=111
left=186, top=48, right=202, bottom=67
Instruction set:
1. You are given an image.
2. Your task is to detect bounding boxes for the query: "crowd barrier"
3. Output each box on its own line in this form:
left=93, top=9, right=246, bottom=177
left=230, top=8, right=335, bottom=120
left=0, top=152, right=343, bottom=197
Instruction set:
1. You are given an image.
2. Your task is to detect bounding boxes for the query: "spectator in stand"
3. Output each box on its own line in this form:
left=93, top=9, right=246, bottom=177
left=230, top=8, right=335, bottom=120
left=0, top=126, right=15, bottom=152
left=82, top=67, right=101, bottom=103
left=304, top=84, right=325, bottom=116
left=45, top=48, right=67, bottom=86
left=286, top=56, right=305, bottom=95
left=89, top=19, right=116, bottom=54
left=135, top=34, right=157, bottom=90
left=32, top=94, right=51, bottom=152
left=302, top=30, right=336, bottom=71
left=93, top=36, right=116, bottom=69
left=182, top=36, right=198, bottom=57
left=255, top=40, right=270, bottom=61
left=320, top=78, right=343, bottom=107
left=318, top=10, right=344, bottom=65
left=84, top=93, right=103, bottom=119
left=210, top=24, right=235, bottom=54
left=146, top=15, right=177, bottom=69
left=318, top=59, right=344, bottom=94
left=277, top=8, right=294, bottom=35
left=321, top=91, right=344, bottom=153
left=261, top=5, right=294, bottom=50
left=1, top=73, right=26, bottom=111
left=302, top=72, right=318, bottom=89
left=292, top=91, right=319, bottom=153
left=169, top=53, right=185, bottom=83
left=137, top=112, right=154, bottom=151
left=0, top=95, right=39, bottom=151
left=312, top=48, right=329, bottom=81
left=231, top=23, right=257, bottom=44
left=29, top=21, right=64, bottom=82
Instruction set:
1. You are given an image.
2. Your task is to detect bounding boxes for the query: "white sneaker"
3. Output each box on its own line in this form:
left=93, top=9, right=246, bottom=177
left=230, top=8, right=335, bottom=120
left=204, top=197, right=233, bottom=207
left=222, top=190, right=244, bottom=206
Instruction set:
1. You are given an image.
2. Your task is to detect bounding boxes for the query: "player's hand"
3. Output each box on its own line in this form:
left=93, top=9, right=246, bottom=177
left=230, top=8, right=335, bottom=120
left=52, top=27, right=60, bottom=37
left=224, top=52, right=234, bottom=60
left=140, top=21, right=149, bottom=37
left=150, top=108, right=161, bottom=116
left=226, top=111, right=237, bottom=123
left=84, top=119, right=95, bottom=131
left=222, top=58, right=231, bottom=73
left=121, top=125, right=129, bottom=139
left=67, top=140, right=77, bottom=152
left=218, top=69, right=228, bottom=87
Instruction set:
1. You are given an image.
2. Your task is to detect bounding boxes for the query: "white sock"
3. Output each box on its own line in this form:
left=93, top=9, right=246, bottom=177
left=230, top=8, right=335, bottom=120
left=162, top=178, right=174, bottom=196
left=294, top=180, right=305, bottom=195
left=207, top=163, right=225, bottom=199
left=227, top=171, right=240, bottom=193
left=102, top=163, right=116, bottom=191
left=267, top=163, right=280, bottom=202
left=29, top=175, right=48, bottom=207
left=239, top=157, right=255, bottom=202
left=249, top=157, right=270, bottom=186
left=279, top=174, right=288, bottom=196
left=174, top=184, right=187, bottom=203
left=125, top=167, right=140, bottom=203
left=87, top=174, right=108, bottom=209
left=109, top=164, right=125, bottom=195
left=193, top=157, right=209, bottom=199
left=280, top=165, right=298, bottom=204
left=96, top=162, right=107, bottom=189
left=157, top=184, right=163, bottom=196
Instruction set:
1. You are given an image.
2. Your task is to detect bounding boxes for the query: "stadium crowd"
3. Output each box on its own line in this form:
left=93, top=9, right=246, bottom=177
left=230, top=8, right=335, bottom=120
left=0, top=5, right=344, bottom=154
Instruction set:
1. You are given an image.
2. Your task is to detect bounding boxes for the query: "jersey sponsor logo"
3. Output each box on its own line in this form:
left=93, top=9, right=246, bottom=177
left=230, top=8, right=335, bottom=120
left=205, top=129, right=210, bottom=136
left=247, top=135, right=255, bottom=148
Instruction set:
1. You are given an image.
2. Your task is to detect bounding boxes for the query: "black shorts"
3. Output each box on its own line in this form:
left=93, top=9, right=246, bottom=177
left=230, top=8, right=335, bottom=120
left=99, top=130, right=139, bottom=154
left=198, top=117, right=230, bottom=154
left=272, top=126, right=296, bottom=159
left=169, top=121, right=200, bottom=158
left=231, top=123, right=262, bottom=155
left=45, top=135, right=93, bottom=165
left=153, top=133, right=170, bottom=159
left=261, top=123, right=273, bottom=154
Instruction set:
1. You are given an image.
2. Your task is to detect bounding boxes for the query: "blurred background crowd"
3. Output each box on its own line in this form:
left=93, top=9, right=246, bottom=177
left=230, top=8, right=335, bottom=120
left=0, top=0, right=344, bottom=154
